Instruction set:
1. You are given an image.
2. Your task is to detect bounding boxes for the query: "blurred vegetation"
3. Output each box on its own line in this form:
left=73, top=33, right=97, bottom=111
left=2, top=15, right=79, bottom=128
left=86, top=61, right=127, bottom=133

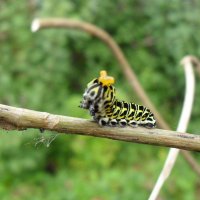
left=1, top=0, right=200, bottom=199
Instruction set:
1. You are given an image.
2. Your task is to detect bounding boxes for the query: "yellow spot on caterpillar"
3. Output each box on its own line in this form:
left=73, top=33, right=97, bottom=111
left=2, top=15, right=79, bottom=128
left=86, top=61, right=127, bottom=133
left=98, top=70, right=115, bottom=86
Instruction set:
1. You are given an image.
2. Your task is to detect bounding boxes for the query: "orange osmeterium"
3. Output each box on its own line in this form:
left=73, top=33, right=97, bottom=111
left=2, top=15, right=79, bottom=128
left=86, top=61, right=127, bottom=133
left=98, top=70, right=115, bottom=86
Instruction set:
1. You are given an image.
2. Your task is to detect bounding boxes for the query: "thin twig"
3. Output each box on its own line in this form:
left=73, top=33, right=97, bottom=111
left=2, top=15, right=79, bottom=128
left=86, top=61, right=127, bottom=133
left=31, top=18, right=200, bottom=175
left=31, top=18, right=169, bottom=129
left=0, top=103, right=200, bottom=151
left=149, top=56, right=196, bottom=200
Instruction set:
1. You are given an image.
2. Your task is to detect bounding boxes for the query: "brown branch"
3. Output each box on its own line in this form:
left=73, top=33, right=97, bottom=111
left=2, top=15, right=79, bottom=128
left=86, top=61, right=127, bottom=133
left=1, top=104, right=200, bottom=152
left=32, top=18, right=169, bottom=129
left=31, top=18, right=200, bottom=175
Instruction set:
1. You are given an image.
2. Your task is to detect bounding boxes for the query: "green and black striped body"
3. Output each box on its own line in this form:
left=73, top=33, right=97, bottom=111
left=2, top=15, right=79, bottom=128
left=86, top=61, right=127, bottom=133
left=80, top=78, right=156, bottom=128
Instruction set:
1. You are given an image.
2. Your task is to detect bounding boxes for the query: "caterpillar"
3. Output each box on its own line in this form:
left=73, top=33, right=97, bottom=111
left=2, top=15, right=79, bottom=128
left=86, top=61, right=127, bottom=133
left=79, top=71, right=156, bottom=128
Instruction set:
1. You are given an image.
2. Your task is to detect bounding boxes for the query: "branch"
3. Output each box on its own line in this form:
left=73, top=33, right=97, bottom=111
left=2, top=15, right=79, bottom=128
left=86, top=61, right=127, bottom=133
left=31, top=18, right=200, bottom=175
left=0, top=104, right=200, bottom=152
left=148, top=56, right=196, bottom=200
left=174, top=56, right=200, bottom=173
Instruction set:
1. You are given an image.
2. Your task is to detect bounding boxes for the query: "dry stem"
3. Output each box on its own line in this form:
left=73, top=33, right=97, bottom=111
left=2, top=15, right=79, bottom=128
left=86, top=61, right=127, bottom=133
left=0, top=104, right=200, bottom=152
left=149, top=55, right=196, bottom=200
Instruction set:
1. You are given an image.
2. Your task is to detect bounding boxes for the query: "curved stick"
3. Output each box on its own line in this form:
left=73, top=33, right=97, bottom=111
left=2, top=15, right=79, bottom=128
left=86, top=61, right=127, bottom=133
left=31, top=18, right=169, bottom=129
left=31, top=19, right=200, bottom=175
left=148, top=56, right=196, bottom=200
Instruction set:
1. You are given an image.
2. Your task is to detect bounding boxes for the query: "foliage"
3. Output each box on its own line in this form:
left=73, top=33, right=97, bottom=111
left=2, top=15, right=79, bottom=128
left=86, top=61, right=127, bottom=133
left=1, top=0, right=200, bottom=199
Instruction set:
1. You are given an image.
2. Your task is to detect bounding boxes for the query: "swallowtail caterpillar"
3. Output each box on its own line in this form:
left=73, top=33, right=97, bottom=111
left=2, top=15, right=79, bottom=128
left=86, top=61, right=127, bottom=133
left=80, top=71, right=156, bottom=128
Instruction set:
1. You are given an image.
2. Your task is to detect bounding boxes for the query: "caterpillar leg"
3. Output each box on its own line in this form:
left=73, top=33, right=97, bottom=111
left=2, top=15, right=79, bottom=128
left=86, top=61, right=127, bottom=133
left=142, top=114, right=156, bottom=128
left=128, top=120, right=138, bottom=128
left=118, top=119, right=127, bottom=127
left=141, top=122, right=156, bottom=129
left=138, top=119, right=156, bottom=128
left=109, top=119, right=118, bottom=127
left=89, top=105, right=96, bottom=116
left=98, top=117, right=109, bottom=126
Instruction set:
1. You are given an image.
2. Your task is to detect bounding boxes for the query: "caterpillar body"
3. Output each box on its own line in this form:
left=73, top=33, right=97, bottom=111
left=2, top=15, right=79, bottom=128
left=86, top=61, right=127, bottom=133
left=80, top=71, right=156, bottom=128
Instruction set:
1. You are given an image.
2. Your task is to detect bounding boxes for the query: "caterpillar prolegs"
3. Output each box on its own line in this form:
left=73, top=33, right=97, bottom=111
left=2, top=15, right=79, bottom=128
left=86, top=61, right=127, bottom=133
left=80, top=71, right=156, bottom=128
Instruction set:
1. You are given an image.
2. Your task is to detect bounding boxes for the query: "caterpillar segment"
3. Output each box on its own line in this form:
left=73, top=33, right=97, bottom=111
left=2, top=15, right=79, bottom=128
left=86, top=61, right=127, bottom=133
left=80, top=70, right=156, bottom=128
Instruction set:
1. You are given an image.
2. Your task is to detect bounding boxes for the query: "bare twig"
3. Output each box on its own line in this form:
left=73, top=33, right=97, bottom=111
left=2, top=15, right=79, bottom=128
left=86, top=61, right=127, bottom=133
left=0, top=103, right=200, bottom=151
left=178, top=56, right=200, bottom=176
left=31, top=18, right=200, bottom=175
left=31, top=18, right=169, bottom=129
left=149, top=56, right=196, bottom=200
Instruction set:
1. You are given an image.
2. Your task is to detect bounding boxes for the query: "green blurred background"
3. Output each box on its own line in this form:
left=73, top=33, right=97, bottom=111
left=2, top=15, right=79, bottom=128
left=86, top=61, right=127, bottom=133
left=1, top=0, right=200, bottom=199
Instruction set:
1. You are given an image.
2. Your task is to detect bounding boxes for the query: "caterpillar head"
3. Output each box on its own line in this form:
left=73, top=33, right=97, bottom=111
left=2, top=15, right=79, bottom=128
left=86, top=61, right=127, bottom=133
left=79, top=71, right=115, bottom=110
